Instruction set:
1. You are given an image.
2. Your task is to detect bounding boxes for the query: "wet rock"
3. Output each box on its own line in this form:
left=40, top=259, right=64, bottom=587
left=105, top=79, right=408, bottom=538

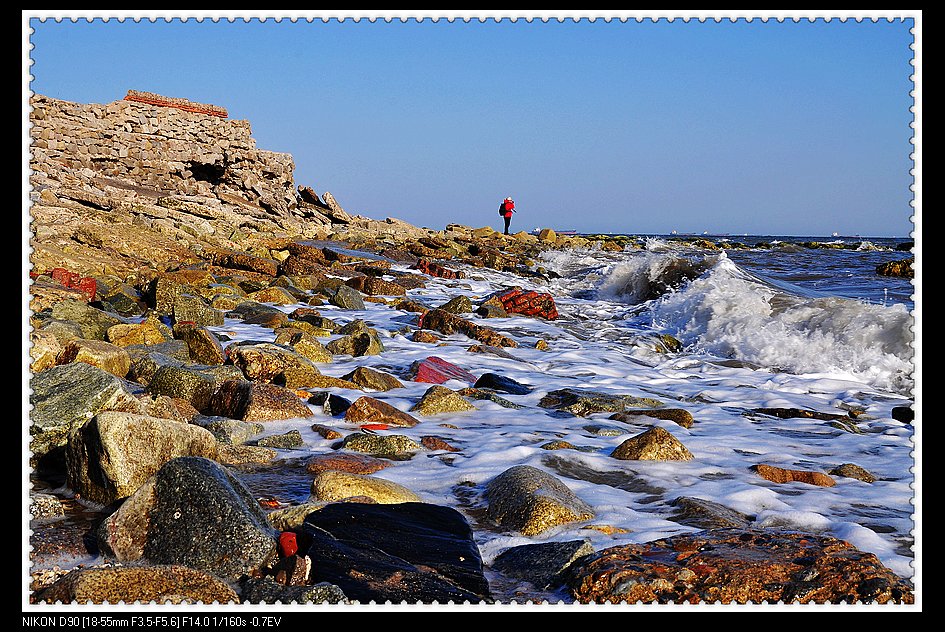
left=272, top=328, right=333, bottom=364
left=307, top=392, right=353, bottom=417
left=410, top=355, right=479, bottom=385
left=438, top=295, right=473, bottom=314
left=610, top=426, right=694, bottom=461
left=611, top=408, right=695, bottom=429
left=567, top=528, right=914, bottom=604
left=66, top=411, right=218, bottom=505
left=455, top=388, right=524, bottom=409
left=240, top=577, right=348, bottom=604
left=411, top=330, right=441, bottom=344
left=50, top=299, right=124, bottom=340
left=876, top=258, right=913, bottom=278
left=752, top=464, right=836, bottom=487
left=410, top=385, right=476, bottom=415
left=828, top=463, right=877, bottom=484
left=492, top=540, right=595, bottom=590
left=304, top=375, right=361, bottom=390
left=267, top=504, right=325, bottom=531
left=209, top=379, right=314, bottom=422
left=345, top=396, right=420, bottom=427
left=473, top=372, right=533, bottom=395
left=146, top=364, right=244, bottom=412
left=306, top=452, right=392, bottom=475
left=311, top=424, right=345, bottom=440
left=340, top=366, right=404, bottom=391
left=475, top=303, right=509, bottom=318
left=345, top=276, right=407, bottom=297
left=413, top=258, right=466, bottom=280
left=257, top=429, right=305, bottom=449
left=582, top=424, right=628, bottom=437
left=172, top=322, right=226, bottom=365
left=300, top=502, right=490, bottom=603
left=57, top=338, right=132, bottom=378
left=311, top=471, right=422, bottom=504
left=226, top=341, right=324, bottom=388
left=485, top=465, right=595, bottom=536
left=489, top=287, right=559, bottom=320
left=325, top=331, right=385, bottom=357
left=29, top=362, right=146, bottom=466
left=329, top=284, right=365, bottom=310
left=539, top=388, right=664, bottom=417
left=396, top=298, right=431, bottom=314
left=750, top=407, right=848, bottom=421
left=339, top=433, right=423, bottom=459
left=98, top=456, right=278, bottom=582
left=668, top=496, right=754, bottom=529
left=420, top=436, right=461, bottom=452
left=891, top=406, right=913, bottom=424
left=35, top=565, right=239, bottom=604
left=418, top=309, right=517, bottom=348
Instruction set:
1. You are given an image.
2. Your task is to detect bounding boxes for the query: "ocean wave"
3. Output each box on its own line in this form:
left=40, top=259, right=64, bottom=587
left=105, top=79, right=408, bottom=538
left=541, top=248, right=915, bottom=394
left=647, top=254, right=915, bottom=394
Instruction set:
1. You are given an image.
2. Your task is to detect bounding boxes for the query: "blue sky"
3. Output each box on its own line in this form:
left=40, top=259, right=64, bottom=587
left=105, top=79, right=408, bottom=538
left=25, top=12, right=918, bottom=237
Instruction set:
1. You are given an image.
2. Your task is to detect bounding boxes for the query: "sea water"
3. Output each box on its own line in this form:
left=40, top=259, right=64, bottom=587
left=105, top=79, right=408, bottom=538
left=33, top=234, right=919, bottom=602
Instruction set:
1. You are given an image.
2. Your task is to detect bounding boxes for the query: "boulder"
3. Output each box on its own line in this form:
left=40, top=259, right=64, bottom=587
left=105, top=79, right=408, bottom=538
left=610, top=426, right=694, bottom=461
left=410, top=385, right=476, bottom=415
left=66, top=411, right=218, bottom=505
left=310, top=471, right=422, bottom=504
left=29, top=362, right=145, bottom=466
left=209, top=379, right=314, bottom=422
left=300, top=502, right=490, bottom=603
left=409, top=356, right=478, bottom=385
left=567, top=528, right=914, bottom=604
left=338, top=433, right=423, bottom=459
left=492, top=540, right=595, bottom=590
left=344, top=396, right=420, bottom=428
left=340, top=366, right=404, bottom=391
left=97, top=456, right=278, bottom=582
left=35, top=565, right=239, bottom=604
left=539, top=388, right=664, bottom=417
left=485, top=465, right=595, bottom=536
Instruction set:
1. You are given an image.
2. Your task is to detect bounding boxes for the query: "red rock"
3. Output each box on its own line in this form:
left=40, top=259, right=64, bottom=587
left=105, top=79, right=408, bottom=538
left=278, top=531, right=298, bottom=558
left=305, top=452, right=391, bottom=475
left=413, top=258, right=466, bottom=280
left=360, top=423, right=390, bottom=432
left=493, top=287, right=558, bottom=320
left=568, top=528, right=913, bottom=604
left=50, top=267, right=97, bottom=301
left=410, top=356, right=478, bottom=385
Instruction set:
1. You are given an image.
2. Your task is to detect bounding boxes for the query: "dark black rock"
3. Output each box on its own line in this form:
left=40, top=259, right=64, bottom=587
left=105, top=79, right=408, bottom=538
left=492, top=540, right=594, bottom=590
left=300, top=502, right=491, bottom=603
left=891, top=405, right=914, bottom=424
left=114, top=456, right=277, bottom=581
left=473, top=372, right=533, bottom=395
left=307, top=391, right=352, bottom=416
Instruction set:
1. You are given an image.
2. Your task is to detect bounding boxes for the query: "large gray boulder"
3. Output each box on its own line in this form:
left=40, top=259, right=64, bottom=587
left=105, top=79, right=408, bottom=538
left=98, top=457, right=278, bottom=582
left=29, top=362, right=145, bottom=466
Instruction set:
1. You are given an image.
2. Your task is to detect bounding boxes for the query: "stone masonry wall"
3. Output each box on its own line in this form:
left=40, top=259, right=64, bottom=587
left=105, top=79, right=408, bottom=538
left=29, top=92, right=297, bottom=217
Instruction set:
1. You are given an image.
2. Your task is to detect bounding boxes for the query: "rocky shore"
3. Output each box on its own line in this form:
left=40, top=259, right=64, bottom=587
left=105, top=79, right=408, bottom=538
left=27, top=92, right=914, bottom=606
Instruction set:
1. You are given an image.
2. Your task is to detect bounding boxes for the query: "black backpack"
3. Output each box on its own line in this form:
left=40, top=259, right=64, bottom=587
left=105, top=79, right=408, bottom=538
left=498, top=203, right=506, bottom=217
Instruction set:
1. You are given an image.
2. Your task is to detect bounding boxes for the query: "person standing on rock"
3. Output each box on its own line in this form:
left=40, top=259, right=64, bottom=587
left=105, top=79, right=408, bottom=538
left=498, top=197, right=516, bottom=235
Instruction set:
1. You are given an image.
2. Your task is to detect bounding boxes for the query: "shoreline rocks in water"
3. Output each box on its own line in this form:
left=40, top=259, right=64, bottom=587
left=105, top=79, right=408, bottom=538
left=27, top=91, right=915, bottom=605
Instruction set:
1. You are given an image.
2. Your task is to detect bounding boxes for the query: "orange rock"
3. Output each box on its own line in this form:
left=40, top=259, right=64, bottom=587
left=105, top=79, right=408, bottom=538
left=752, top=464, right=836, bottom=487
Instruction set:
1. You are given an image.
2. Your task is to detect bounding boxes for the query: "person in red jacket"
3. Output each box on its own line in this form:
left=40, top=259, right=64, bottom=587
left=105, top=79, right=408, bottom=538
left=498, top=197, right=515, bottom=235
